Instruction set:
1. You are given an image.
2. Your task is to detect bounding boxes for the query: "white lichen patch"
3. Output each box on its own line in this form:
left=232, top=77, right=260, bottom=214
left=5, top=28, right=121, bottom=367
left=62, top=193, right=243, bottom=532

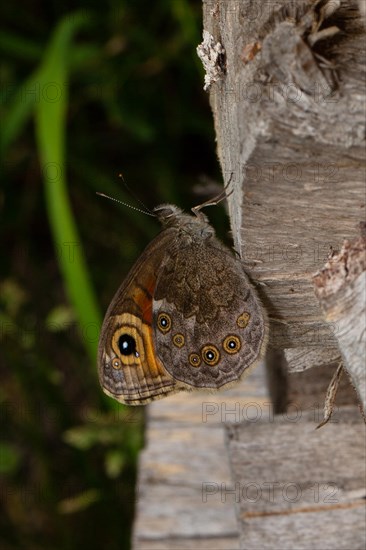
left=196, top=30, right=226, bottom=91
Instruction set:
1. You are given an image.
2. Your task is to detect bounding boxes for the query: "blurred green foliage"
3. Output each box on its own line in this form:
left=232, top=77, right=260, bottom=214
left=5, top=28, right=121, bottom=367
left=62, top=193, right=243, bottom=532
left=0, top=1, right=221, bottom=548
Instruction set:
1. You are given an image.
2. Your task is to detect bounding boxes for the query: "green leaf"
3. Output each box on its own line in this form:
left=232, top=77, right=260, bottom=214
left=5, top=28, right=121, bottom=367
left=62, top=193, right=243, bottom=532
left=0, top=279, right=28, bottom=316
left=58, top=488, right=100, bottom=514
left=45, top=305, right=75, bottom=331
left=105, top=449, right=125, bottom=478
left=0, top=442, right=21, bottom=475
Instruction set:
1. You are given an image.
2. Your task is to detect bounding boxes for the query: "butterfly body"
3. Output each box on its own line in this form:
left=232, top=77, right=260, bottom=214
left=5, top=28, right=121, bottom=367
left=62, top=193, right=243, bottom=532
left=98, top=204, right=267, bottom=405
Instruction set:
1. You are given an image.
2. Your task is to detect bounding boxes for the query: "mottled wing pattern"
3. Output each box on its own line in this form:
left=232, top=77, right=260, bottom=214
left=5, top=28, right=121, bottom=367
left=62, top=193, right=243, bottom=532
left=153, top=235, right=267, bottom=389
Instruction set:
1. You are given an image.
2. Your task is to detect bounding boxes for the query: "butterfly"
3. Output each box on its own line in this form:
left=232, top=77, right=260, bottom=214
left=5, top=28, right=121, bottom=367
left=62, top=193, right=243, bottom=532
left=98, top=202, right=268, bottom=405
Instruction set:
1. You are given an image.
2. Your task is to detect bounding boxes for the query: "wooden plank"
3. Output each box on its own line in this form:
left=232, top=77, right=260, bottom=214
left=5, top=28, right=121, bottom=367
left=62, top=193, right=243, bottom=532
left=147, top=363, right=270, bottom=427
left=284, top=347, right=341, bottom=373
left=132, top=422, right=239, bottom=548
left=226, top=407, right=366, bottom=549
left=201, top=0, right=366, bottom=353
left=287, top=363, right=360, bottom=414
left=135, top=536, right=240, bottom=550
left=132, top=365, right=269, bottom=549
left=133, top=483, right=238, bottom=541
left=138, top=425, right=233, bottom=488
left=241, top=506, right=366, bottom=550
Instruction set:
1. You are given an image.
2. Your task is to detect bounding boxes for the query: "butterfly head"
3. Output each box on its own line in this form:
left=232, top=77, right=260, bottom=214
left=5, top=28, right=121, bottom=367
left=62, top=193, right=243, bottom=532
left=153, top=203, right=212, bottom=234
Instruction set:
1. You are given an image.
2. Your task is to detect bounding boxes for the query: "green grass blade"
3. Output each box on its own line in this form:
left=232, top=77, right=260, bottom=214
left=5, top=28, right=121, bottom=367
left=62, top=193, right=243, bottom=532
left=35, top=14, right=101, bottom=362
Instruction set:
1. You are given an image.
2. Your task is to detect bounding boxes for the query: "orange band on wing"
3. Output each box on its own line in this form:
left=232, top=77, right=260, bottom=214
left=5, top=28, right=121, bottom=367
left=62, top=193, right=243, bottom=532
left=131, top=276, right=156, bottom=325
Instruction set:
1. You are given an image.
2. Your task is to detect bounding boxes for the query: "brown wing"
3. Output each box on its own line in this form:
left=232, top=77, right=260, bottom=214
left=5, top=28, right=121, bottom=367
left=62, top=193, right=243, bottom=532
left=98, top=228, right=184, bottom=405
left=153, top=236, right=268, bottom=389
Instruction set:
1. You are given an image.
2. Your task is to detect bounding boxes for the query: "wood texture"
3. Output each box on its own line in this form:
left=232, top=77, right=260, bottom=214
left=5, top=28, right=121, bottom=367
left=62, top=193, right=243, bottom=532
left=201, top=0, right=365, bottom=357
left=226, top=407, right=366, bottom=549
left=313, top=231, right=366, bottom=410
left=133, top=4, right=366, bottom=547
left=284, top=346, right=341, bottom=372
left=132, top=364, right=270, bottom=550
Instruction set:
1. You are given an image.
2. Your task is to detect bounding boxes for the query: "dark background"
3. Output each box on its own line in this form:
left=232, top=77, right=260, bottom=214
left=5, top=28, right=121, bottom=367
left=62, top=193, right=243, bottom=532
left=0, top=1, right=223, bottom=549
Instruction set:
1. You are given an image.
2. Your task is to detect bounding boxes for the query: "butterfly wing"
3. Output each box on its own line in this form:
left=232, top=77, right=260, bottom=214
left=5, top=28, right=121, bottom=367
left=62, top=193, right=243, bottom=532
left=152, top=235, right=267, bottom=389
left=98, top=228, right=184, bottom=405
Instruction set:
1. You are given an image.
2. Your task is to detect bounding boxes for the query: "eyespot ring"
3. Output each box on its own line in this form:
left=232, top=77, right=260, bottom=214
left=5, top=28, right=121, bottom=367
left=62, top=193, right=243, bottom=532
left=112, top=323, right=145, bottom=364
left=189, top=353, right=201, bottom=367
left=112, top=358, right=122, bottom=369
left=201, top=344, right=220, bottom=366
left=157, top=312, right=172, bottom=334
left=237, top=312, right=250, bottom=328
left=173, top=333, right=185, bottom=348
left=222, top=335, right=241, bottom=354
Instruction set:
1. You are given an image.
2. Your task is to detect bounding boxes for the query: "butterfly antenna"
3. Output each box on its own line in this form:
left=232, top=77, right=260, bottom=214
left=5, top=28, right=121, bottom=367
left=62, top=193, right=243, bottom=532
left=118, top=173, right=154, bottom=215
left=191, top=186, right=234, bottom=216
left=191, top=172, right=235, bottom=215
left=96, top=192, right=156, bottom=217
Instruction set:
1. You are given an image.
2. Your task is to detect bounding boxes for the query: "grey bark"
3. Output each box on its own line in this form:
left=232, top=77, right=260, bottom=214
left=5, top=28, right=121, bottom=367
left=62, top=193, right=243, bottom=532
left=313, top=229, right=366, bottom=411
left=199, top=0, right=365, bottom=401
